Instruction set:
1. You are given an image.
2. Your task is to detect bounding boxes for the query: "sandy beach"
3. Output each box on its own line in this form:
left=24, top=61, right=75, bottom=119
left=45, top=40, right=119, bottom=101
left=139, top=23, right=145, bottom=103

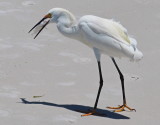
left=0, top=0, right=160, bottom=124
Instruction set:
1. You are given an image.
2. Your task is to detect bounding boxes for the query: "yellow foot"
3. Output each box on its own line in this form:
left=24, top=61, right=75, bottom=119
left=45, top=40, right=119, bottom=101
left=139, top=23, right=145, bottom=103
left=81, top=110, right=96, bottom=117
left=107, top=104, right=136, bottom=112
left=81, top=109, right=104, bottom=117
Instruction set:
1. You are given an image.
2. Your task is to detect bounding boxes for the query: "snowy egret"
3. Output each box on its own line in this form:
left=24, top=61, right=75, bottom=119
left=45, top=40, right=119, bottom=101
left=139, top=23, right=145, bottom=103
left=29, top=8, right=143, bottom=116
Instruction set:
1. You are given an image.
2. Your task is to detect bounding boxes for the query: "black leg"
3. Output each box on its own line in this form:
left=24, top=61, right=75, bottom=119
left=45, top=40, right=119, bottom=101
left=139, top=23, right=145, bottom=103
left=81, top=61, right=104, bottom=116
left=111, top=57, right=126, bottom=104
left=107, top=57, right=135, bottom=112
left=93, top=61, right=103, bottom=109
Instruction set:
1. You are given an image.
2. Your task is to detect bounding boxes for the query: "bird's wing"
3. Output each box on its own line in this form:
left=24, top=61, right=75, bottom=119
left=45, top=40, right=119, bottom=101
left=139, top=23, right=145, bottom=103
left=80, top=16, right=131, bottom=45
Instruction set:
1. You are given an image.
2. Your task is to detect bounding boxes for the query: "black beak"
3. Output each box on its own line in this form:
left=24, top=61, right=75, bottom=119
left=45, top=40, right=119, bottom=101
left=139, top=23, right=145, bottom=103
left=29, top=17, right=50, bottom=39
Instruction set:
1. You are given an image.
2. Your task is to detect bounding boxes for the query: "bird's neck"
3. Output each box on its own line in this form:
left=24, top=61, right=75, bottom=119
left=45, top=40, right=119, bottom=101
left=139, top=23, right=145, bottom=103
left=56, top=15, right=79, bottom=39
left=57, top=23, right=79, bottom=38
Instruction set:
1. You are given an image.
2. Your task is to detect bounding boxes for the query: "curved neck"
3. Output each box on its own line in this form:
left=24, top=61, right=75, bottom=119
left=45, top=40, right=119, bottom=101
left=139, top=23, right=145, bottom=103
left=56, top=12, right=80, bottom=38
left=57, top=22, right=79, bottom=38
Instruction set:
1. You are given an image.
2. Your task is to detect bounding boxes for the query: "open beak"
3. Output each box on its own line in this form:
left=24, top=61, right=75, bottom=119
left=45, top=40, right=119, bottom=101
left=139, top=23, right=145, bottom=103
left=29, top=13, right=51, bottom=39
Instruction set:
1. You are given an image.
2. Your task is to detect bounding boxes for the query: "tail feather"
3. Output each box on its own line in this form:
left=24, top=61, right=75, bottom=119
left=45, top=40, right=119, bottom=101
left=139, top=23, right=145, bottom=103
left=132, top=48, right=143, bottom=62
left=120, top=37, right=143, bottom=62
left=129, top=37, right=137, bottom=46
left=129, top=37, right=143, bottom=61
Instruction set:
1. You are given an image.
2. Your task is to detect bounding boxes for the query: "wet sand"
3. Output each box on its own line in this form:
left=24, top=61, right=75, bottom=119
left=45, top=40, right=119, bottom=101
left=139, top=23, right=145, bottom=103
left=0, top=0, right=160, bottom=125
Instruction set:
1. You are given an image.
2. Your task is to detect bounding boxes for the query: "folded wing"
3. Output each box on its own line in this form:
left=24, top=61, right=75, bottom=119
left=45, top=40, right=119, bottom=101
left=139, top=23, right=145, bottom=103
left=79, top=15, right=131, bottom=45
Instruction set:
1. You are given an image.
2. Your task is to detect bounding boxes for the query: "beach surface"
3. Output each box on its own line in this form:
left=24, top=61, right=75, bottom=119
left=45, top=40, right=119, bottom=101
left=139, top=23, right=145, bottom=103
left=0, top=0, right=160, bottom=125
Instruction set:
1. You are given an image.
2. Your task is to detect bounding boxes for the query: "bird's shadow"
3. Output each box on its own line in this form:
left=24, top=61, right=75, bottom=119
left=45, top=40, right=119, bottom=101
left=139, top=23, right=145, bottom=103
left=20, top=98, right=130, bottom=119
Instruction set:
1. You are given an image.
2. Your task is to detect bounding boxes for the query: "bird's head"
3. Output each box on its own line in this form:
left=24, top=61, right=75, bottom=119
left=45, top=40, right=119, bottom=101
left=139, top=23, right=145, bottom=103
left=29, top=8, right=75, bottom=39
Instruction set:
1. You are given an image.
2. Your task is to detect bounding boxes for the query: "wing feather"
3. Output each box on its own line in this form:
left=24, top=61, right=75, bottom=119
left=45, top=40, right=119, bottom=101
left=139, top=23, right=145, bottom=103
left=79, top=16, right=131, bottom=45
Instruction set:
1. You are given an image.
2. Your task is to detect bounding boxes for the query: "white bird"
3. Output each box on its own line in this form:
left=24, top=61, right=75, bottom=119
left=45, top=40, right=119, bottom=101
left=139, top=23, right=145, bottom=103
left=29, top=8, right=143, bottom=116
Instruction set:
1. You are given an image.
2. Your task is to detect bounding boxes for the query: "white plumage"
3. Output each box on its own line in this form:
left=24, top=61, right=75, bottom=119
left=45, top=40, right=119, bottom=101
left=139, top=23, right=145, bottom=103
left=29, top=8, right=143, bottom=115
left=31, top=8, right=143, bottom=61
left=77, top=15, right=143, bottom=61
